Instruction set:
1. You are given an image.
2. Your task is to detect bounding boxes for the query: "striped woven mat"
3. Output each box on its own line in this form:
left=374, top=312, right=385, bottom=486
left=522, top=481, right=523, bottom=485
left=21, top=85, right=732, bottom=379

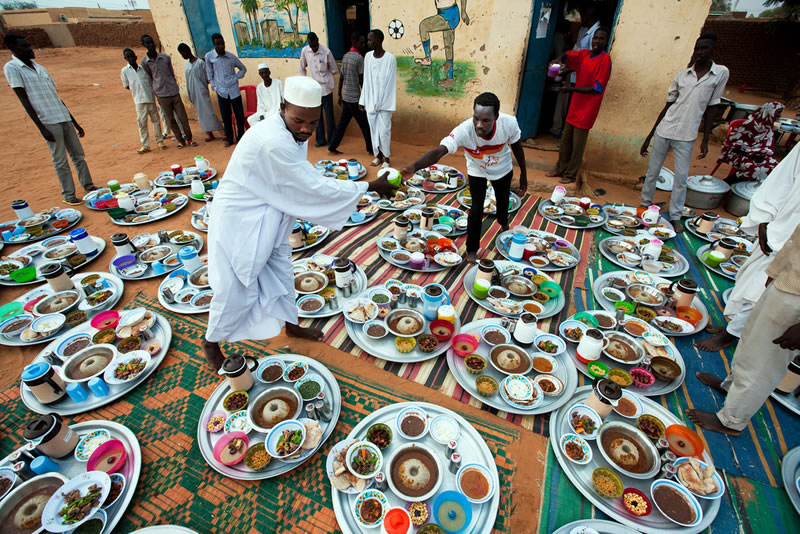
left=542, top=225, right=800, bottom=532
left=294, top=192, right=593, bottom=433
left=0, top=293, right=522, bottom=533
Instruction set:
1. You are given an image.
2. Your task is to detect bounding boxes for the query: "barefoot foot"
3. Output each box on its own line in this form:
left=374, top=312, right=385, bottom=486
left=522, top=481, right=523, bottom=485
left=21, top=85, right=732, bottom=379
left=685, top=408, right=742, bottom=436
left=286, top=323, right=324, bottom=341
left=704, top=323, right=725, bottom=334
left=202, top=339, right=225, bottom=371
left=545, top=170, right=562, bottom=178
left=694, top=330, right=738, bottom=352
left=695, top=372, right=728, bottom=395
left=465, top=252, right=479, bottom=265
left=328, top=149, right=343, bottom=155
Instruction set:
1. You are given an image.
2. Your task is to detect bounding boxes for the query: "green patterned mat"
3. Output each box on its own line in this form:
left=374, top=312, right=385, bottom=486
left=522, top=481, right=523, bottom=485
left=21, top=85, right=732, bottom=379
left=0, top=292, right=521, bottom=533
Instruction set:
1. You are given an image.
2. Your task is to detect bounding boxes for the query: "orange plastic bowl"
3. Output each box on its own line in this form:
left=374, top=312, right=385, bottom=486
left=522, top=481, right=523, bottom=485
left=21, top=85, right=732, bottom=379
left=665, top=424, right=705, bottom=458
left=676, top=306, right=703, bottom=326
left=451, top=333, right=479, bottom=357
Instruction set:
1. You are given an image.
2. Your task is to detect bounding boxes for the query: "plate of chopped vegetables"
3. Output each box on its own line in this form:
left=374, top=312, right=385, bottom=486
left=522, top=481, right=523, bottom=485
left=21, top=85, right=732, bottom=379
left=266, top=419, right=307, bottom=460
left=346, top=441, right=383, bottom=479
left=568, top=404, right=601, bottom=439
left=42, top=471, right=111, bottom=532
left=103, top=350, right=151, bottom=385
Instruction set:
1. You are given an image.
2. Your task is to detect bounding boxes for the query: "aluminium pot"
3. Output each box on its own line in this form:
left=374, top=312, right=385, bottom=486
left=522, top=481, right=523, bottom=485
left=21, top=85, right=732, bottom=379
left=685, top=175, right=731, bottom=210
left=725, top=181, right=759, bottom=217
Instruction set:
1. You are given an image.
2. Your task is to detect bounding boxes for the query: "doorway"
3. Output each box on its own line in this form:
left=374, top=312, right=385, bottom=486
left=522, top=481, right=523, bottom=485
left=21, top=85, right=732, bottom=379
left=325, top=0, right=370, bottom=59
left=516, top=0, right=622, bottom=140
left=182, top=0, right=222, bottom=57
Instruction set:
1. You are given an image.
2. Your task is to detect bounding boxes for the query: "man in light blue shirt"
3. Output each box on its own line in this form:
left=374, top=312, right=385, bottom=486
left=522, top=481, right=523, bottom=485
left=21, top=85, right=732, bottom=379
left=205, top=33, right=247, bottom=146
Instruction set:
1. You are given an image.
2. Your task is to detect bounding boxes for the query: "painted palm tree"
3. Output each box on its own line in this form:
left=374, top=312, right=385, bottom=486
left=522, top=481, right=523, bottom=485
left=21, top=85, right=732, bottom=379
left=241, top=0, right=262, bottom=45
left=273, top=0, right=308, bottom=45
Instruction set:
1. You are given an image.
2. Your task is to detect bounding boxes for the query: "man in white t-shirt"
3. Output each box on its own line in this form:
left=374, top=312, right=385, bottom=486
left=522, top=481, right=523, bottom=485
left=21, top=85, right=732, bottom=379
left=400, top=92, right=527, bottom=263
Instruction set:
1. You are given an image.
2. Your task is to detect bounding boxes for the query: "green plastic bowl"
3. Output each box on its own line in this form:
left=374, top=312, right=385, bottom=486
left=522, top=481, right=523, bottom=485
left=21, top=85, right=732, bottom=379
left=573, top=312, right=599, bottom=328
left=0, top=301, right=23, bottom=321
left=9, top=266, right=36, bottom=283
left=107, top=207, right=127, bottom=220
left=539, top=280, right=562, bottom=297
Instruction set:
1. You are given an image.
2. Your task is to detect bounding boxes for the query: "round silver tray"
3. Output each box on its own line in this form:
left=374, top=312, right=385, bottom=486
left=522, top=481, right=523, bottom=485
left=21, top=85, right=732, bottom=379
left=377, top=188, right=427, bottom=211
left=331, top=401, right=500, bottom=534
left=0, top=271, right=125, bottom=347
left=462, top=260, right=566, bottom=319
left=446, top=318, right=578, bottom=415
left=0, top=211, right=83, bottom=245
left=196, top=353, right=340, bottom=480
left=406, top=164, right=467, bottom=194
left=591, top=271, right=709, bottom=336
left=538, top=199, right=607, bottom=230
left=604, top=219, right=676, bottom=240
left=344, top=284, right=461, bottom=363
left=0, top=419, right=142, bottom=534
left=291, top=226, right=332, bottom=254
left=131, top=526, right=199, bottom=534
left=110, top=195, right=190, bottom=226
left=771, top=390, right=800, bottom=418
left=685, top=217, right=756, bottom=244
left=82, top=182, right=154, bottom=211
left=554, top=519, right=642, bottom=534
left=108, top=234, right=204, bottom=281
left=153, top=168, right=217, bottom=188
left=0, top=236, right=106, bottom=287
left=562, top=311, right=686, bottom=396
left=494, top=229, right=581, bottom=272
left=403, top=203, right=468, bottom=238
left=695, top=245, right=737, bottom=281
left=191, top=206, right=209, bottom=233
left=294, top=259, right=368, bottom=319
left=599, top=237, right=689, bottom=278
left=457, top=189, right=522, bottom=216
left=315, top=159, right=367, bottom=180
left=20, top=311, right=172, bottom=415
left=781, top=446, right=800, bottom=516
left=156, top=273, right=210, bottom=315
left=377, top=247, right=454, bottom=273
left=549, top=386, right=720, bottom=533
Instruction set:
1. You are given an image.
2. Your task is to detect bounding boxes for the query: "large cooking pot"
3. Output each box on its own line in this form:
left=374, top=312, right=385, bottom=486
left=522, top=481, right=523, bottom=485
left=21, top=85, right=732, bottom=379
left=686, top=175, right=730, bottom=210
left=726, top=181, right=759, bottom=217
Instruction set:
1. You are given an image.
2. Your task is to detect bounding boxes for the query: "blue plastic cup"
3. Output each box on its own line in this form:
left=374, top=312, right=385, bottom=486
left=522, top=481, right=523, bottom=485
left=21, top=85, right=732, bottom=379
left=88, top=377, right=110, bottom=397
left=66, top=383, right=89, bottom=402
left=1, top=231, right=12, bottom=241
left=151, top=261, right=166, bottom=275
left=30, top=456, right=59, bottom=475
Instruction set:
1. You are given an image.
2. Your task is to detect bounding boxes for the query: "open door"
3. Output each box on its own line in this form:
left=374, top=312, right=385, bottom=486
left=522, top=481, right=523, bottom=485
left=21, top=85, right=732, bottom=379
left=516, top=0, right=560, bottom=140
left=182, top=0, right=222, bottom=58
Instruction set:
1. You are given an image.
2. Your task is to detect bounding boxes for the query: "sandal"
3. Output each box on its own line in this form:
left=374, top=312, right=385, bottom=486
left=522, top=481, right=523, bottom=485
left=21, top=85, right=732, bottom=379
left=176, top=143, right=185, bottom=149
left=370, top=158, right=381, bottom=167
left=188, top=141, right=198, bottom=147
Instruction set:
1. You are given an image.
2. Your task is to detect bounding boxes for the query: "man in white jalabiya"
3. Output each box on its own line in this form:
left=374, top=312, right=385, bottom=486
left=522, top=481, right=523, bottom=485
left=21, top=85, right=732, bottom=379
left=202, top=76, right=394, bottom=369
left=695, top=143, right=800, bottom=356
left=177, top=43, right=223, bottom=142
left=359, top=29, right=396, bottom=169
left=247, top=63, right=283, bottom=127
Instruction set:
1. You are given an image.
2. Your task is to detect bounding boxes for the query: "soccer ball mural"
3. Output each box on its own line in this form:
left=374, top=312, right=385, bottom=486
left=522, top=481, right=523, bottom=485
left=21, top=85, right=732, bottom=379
left=388, top=19, right=405, bottom=39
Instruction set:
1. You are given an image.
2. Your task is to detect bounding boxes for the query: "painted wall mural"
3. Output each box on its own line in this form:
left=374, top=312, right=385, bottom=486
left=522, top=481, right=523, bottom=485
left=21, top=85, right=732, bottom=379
left=392, top=0, right=478, bottom=98
left=229, top=0, right=310, bottom=58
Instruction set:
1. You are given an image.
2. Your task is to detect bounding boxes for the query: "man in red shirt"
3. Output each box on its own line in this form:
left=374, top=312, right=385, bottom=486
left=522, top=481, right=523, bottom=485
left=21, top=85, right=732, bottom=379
left=546, top=27, right=611, bottom=184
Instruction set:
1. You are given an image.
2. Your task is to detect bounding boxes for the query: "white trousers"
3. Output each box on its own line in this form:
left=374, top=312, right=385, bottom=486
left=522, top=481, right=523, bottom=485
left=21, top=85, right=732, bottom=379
left=367, top=110, right=392, bottom=157
left=641, top=132, right=695, bottom=221
left=136, top=102, right=164, bottom=149
left=725, top=299, right=754, bottom=338
left=718, top=283, right=800, bottom=431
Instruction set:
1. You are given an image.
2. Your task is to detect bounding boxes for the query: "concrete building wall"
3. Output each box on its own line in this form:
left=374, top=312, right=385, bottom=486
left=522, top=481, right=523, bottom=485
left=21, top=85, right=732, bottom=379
left=581, top=0, right=713, bottom=184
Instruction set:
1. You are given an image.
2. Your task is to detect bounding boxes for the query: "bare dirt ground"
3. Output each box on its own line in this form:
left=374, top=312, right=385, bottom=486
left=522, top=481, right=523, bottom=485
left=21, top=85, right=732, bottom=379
left=0, top=46, right=783, bottom=390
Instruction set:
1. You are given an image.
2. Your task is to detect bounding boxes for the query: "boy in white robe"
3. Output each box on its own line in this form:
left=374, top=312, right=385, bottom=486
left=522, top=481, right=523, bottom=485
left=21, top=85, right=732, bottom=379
left=178, top=43, right=223, bottom=141
left=202, top=76, right=393, bottom=369
left=359, top=29, right=396, bottom=169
